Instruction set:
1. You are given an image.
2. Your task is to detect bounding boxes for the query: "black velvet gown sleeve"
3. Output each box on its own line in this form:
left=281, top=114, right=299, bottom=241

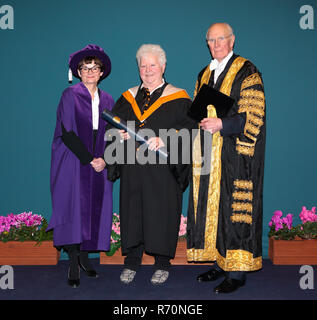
left=61, top=122, right=93, bottom=165
left=220, top=112, right=246, bottom=136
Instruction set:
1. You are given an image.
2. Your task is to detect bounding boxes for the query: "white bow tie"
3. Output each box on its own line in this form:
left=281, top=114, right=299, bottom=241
left=209, top=59, right=220, bottom=71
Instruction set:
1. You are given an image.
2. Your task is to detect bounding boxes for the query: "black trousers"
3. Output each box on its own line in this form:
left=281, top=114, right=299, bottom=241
left=63, top=244, right=80, bottom=253
left=214, top=263, right=246, bottom=281
left=124, top=243, right=171, bottom=271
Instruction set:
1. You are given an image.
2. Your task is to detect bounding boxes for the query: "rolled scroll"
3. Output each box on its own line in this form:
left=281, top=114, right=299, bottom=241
left=102, top=109, right=168, bottom=159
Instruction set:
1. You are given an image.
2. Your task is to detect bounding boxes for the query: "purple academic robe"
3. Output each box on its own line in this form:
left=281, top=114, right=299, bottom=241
left=47, top=82, right=114, bottom=251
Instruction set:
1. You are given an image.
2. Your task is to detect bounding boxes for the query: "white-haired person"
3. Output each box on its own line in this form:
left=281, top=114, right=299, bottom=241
left=187, top=23, right=266, bottom=294
left=105, top=44, right=196, bottom=285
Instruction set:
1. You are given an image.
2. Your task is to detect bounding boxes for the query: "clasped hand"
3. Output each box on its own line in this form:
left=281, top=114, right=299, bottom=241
left=90, top=157, right=106, bottom=172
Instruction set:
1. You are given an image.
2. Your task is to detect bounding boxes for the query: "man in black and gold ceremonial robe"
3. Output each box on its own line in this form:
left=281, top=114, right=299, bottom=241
left=187, top=23, right=266, bottom=293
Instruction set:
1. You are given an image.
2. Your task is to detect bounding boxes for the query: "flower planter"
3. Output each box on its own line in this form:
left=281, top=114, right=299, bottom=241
left=268, top=237, right=317, bottom=265
left=100, top=238, right=205, bottom=265
left=0, top=241, right=60, bottom=265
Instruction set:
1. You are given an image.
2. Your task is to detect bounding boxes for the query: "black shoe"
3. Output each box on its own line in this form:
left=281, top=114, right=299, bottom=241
left=213, top=278, right=245, bottom=294
left=78, top=259, right=98, bottom=278
left=67, top=267, right=80, bottom=288
left=197, top=268, right=226, bottom=282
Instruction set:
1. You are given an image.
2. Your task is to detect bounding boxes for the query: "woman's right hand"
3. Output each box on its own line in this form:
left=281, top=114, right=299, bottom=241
left=118, top=130, right=131, bottom=140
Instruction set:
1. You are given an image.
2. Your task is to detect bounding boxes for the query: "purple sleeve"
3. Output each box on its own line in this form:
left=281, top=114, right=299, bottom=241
left=54, top=88, right=76, bottom=139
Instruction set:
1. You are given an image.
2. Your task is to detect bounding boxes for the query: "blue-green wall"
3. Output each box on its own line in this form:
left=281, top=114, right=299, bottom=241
left=1, top=0, right=316, bottom=258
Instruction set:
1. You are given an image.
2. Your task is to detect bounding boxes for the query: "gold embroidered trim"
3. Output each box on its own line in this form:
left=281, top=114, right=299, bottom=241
left=238, top=97, right=265, bottom=110
left=230, top=214, right=252, bottom=224
left=192, top=131, right=202, bottom=213
left=231, top=180, right=253, bottom=224
left=238, top=106, right=265, bottom=117
left=241, top=73, right=263, bottom=91
left=233, top=180, right=253, bottom=190
left=236, top=145, right=254, bottom=156
left=238, top=100, right=265, bottom=113
left=248, top=113, right=264, bottom=127
left=191, top=66, right=213, bottom=216
left=246, top=123, right=260, bottom=136
left=237, top=88, right=265, bottom=156
left=199, top=67, right=212, bottom=92
left=232, top=202, right=253, bottom=213
left=245, top=133, right=257, bottom=143
left=236, top=139, right=255, bottom=146
left=219, top=57, right=247, bottom=96
left=216, top=249, right=262, bottom=271
left=193, top=80, right=199, bottom=98
left=188, top=132, right=223, bottom=261
left=240, top=88, right=265, bottom=100
left=232, top=191, right=253, bottom=201
left=188, top=105, right=223, bottom=262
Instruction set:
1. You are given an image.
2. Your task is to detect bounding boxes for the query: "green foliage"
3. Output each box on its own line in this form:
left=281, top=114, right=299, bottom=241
left=268, top=225, right=298, bottom=240
left=0, top=218, right=53, bottom=243
left=269, top=222, right=317, bottom=240
left=105, top=213, right=121, bottom=256
left=295, top=222, right=317, bottom=240
left=105, top=242, right=121, bottom=256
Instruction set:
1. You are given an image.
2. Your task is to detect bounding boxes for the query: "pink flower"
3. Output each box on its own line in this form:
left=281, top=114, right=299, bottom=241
left=282, top=214, right=293, bottom=230
left=0, top=212, right=44, bottom=234
left=269, top=210, right=293, bottom=231
left=178, top=215, right=187, bottom=237
left=299, top=206, right=317, bottom=223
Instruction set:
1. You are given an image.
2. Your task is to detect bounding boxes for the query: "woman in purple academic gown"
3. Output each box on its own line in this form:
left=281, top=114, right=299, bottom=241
left=47, top=44, right=114, bottom=288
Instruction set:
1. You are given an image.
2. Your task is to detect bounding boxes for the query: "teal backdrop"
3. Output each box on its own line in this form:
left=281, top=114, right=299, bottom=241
left=1, top=0, right=316, bottom=259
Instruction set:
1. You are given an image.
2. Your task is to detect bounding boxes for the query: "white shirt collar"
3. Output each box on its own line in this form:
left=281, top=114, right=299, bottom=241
left=209, top=51, right=233, bottom=71
left=92, top=89, right=99, bottom=130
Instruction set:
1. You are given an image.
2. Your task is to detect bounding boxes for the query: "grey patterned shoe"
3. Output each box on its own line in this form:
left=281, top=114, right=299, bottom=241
left=150, top=269, right=169, bottom=285
left=120, top=268, right=136, bottom=284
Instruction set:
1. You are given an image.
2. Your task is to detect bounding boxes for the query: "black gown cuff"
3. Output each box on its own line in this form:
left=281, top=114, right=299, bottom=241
left=220, top=112, right=246, bottom=136
left=61, top=122, right=93, bottom=165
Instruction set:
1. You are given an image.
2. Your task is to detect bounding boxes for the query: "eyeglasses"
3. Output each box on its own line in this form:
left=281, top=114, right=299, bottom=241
left=206, top=34, right=232, bottom=44
left=80, top=66, right=101, bottom=73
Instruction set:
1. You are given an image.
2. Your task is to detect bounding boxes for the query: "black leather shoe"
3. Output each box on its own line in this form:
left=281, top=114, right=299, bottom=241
left=213, top=278, right=245, bottom=294
left=78, top=260, right=98, bottom=278
left=197, top=268, right=226, bottom=282
left=67, top=267, right=80, bottom=288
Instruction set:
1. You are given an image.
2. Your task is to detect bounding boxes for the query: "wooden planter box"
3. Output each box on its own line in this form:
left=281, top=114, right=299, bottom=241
left=268, top=237, right=317, bottom=265
left=100, top=238, right=206, bottom=265
left=0, top=241, right=60, bottom=265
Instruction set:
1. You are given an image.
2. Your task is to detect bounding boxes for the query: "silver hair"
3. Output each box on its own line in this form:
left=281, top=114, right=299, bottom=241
left=205, top=23, right=234, bottom=39
left=136, top=44, right=167, bottom=67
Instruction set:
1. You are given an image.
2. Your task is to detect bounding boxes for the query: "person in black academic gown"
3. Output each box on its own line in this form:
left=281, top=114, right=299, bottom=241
left=105, top=44, right=196, bottom=285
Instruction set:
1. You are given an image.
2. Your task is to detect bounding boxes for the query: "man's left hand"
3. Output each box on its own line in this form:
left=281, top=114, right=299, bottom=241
left=200, top=117, right=223, bottom=134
